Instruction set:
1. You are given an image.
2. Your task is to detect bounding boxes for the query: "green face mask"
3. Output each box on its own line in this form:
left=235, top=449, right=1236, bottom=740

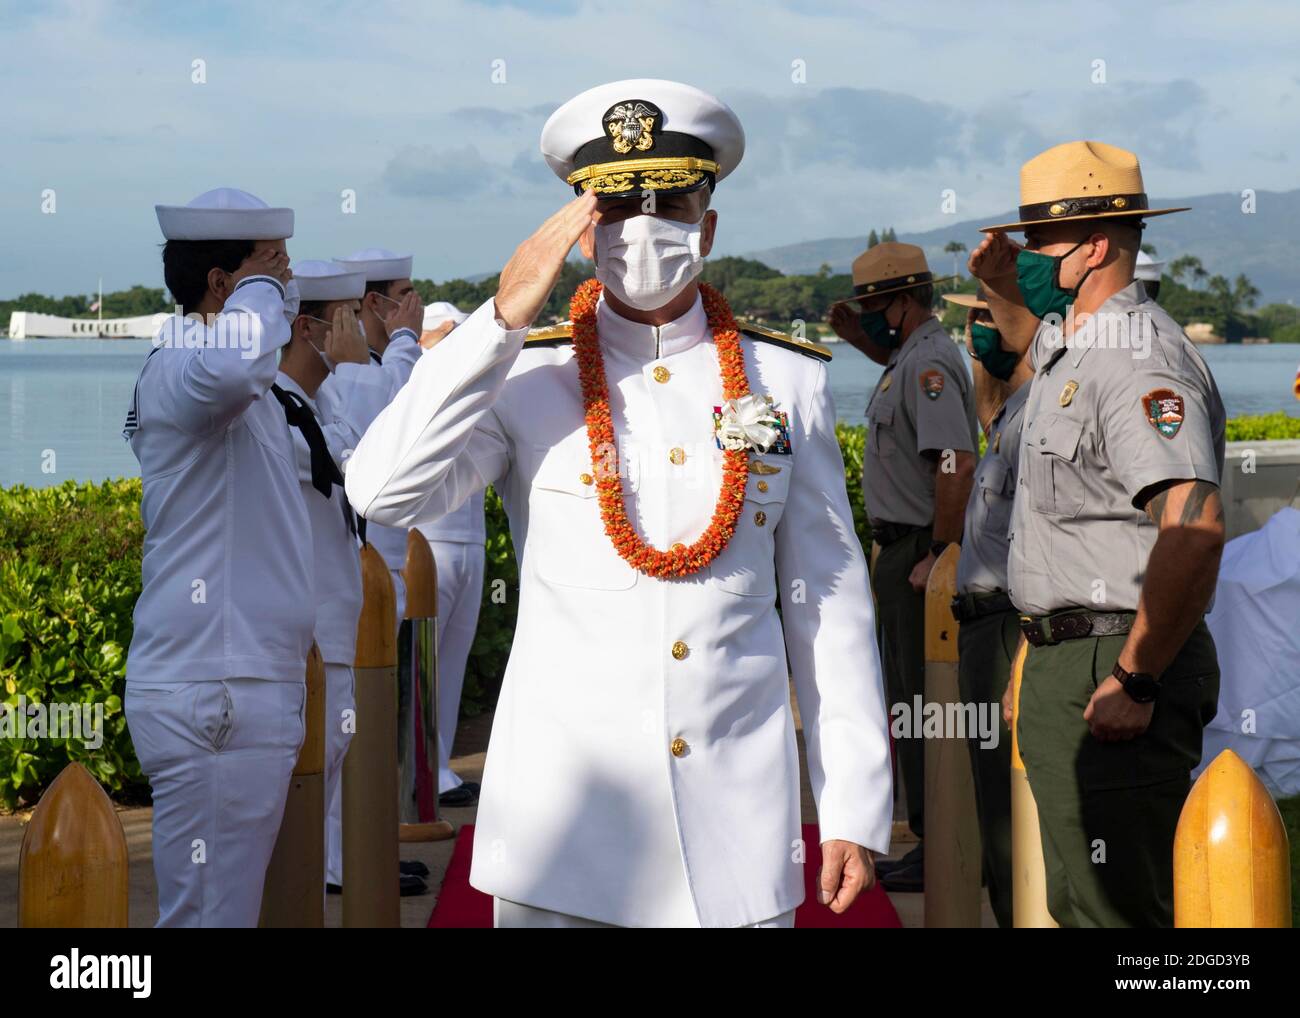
left=970, top=321, right=1018, bottom=381
left=859, top=295, right=902, bottom=348
left=1015, top=240, right=1091, bottom=320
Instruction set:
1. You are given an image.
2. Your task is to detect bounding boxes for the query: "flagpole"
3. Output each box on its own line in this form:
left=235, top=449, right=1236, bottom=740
left=97, top=277, right=103, bottom=330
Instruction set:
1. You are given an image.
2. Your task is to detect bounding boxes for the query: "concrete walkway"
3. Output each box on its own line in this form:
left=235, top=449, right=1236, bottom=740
left=0, top=698, right=997, bottom=928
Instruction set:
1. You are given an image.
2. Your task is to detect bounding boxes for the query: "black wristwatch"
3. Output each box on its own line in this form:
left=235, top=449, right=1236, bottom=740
left=1112, top=662, right=1160, bottom=703
left=929, top=540, right=951, bottom=559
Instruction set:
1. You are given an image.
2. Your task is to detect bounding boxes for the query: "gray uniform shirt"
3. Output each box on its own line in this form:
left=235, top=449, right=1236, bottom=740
left=1007, top=282, right=1226, bottom=616
left=864, top=316, right=979, bottom=527
left=956, top=382, right=1030, bottom=595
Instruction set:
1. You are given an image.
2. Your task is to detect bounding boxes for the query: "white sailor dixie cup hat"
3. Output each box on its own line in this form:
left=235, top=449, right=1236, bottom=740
left=155, top=187, right=294, bottom=240
left=423, top=301, right=468, bottom=329
left=1135, top=250, right=1165, bottom=283
left=291, top=260, right=367, bottom=301
left=541, top=79, right=745, bottom=199
left=333, top=248, right=414, bottom=282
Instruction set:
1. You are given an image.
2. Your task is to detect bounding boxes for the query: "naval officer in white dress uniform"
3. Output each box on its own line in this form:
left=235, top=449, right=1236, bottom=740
left=275, top=259, right=393, bottom=891
left=346, top=81, right=892, bottom=928
left=123, top=189, right=312, bottom=927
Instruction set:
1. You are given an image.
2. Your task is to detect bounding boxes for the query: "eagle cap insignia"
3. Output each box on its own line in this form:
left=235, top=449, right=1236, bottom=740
left=1142, top=388, right=1185, bottom=439
left=604, top=100, right=659, bottom=155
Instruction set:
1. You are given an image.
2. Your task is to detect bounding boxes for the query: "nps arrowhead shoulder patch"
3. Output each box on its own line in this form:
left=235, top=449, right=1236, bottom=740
left=919, top=369, right=945, bottom=401
left=1142, top=388, right=1185, bottom=438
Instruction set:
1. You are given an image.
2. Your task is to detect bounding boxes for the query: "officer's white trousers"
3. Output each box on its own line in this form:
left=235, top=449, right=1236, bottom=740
left=492, top=897, right=796, bottom=928
left=323, top=662, right=356, bottom=886
left=125, top=678, right=305, bottom=928
left=430, top=540, right=486, bottom=793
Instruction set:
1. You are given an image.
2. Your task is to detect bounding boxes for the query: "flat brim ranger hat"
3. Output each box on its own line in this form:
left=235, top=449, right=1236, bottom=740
left=980, top=140, right=1189, bottom=233
left=541, top=79, right=745, bottom=199
left=829, top=241, right=955, bottom=308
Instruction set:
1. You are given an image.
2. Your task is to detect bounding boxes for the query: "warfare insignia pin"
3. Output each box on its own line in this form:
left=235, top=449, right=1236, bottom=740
left=880, top=374, right=893, bottom=393
left=1142, top=388, right=1185, bottom=439
left=604, top=100, right=659, bottom=155
left=920, top=370, right=945, bottom=401
left=1059, top=380, right=1079, bottom=407
left=992, top=432, right=1001, bottom=453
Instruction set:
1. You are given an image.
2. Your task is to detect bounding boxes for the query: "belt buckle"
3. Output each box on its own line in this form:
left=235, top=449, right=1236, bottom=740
left=1053, top=612, right=1094, bottom=641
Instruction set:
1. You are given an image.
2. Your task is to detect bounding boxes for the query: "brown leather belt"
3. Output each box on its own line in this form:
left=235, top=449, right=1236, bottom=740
left=1018, top=610, right=1136, bottom=647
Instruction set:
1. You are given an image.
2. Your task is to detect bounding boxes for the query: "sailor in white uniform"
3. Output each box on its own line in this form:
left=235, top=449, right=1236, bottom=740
left=412, top=303, right=487, bottom=808
left=275, top=260, right=391, bottom=891
left=327, top=249, right=424, bottom=621
left=123, top=188, right=312, bottom=927
left=345, top=81, right=893, bottom=928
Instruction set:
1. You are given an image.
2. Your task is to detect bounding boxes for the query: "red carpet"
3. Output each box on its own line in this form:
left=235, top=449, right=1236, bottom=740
left=428, top=824, right=902, bottom=928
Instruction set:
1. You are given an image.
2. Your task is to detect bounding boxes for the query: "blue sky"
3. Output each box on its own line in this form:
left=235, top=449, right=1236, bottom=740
left=2, top=0, right=1298, bottom=296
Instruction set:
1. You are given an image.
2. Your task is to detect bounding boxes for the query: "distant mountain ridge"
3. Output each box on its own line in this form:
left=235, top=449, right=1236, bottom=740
left=741, top=188, right=1300, bottom=305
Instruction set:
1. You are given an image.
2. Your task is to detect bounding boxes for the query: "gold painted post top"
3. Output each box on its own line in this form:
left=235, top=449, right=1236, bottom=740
left=923, top=544, right=961, bottom=664
left=355, top=543, right=397, bottom=668
left=1174, top=749, right=1292, bottom=928
left=402, top=528, right=438, bottom=619
left=1009, top=638, right=1029, bottom=772
left=18, top=763, right=129, bottom=928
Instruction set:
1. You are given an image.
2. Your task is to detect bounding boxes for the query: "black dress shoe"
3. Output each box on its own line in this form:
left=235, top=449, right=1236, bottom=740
left=329, top=875, right=429, bottom=895
left=439, top=781, right=480, bottom=808
left=874, top=841, right=923, bottom=878
left=400, top=859, right=430, bottom=878
left=881, top=860, right=924, bottom=893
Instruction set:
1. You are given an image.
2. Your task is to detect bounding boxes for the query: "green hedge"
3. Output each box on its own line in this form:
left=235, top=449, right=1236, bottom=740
left=1, top=414, right=1295, bottom=807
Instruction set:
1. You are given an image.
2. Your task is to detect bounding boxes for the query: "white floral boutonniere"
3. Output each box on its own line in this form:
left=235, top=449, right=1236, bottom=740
left=714, top=394, right=784, bottom=454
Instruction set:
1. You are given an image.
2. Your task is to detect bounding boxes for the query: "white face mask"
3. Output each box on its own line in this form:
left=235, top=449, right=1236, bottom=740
left=594, top=215, right=704, bottom=311
left=281, top=276, right=301, bottom=323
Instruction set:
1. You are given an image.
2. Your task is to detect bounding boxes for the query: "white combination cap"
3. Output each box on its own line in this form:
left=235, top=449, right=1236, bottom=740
left=541, top=79, right=744, bottom=199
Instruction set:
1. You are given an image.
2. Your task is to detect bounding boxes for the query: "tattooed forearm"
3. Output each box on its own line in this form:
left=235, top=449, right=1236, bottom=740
left=1142, top=479, right=1224, bottom=528
left=1176, top=480, right=1217, bottom=526
left=1144, top=487, right=1170, bottom=525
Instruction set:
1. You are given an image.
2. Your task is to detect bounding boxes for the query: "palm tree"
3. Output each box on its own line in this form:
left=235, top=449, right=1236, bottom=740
left=944, top=240, right=967, bottom=279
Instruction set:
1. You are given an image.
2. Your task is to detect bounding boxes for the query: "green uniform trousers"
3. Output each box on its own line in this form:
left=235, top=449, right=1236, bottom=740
left=956, top=608, right=1017, bottom=929
left=1016, top=620, right=1220, bottom=928
left=872, top=527, right=931, bottom=840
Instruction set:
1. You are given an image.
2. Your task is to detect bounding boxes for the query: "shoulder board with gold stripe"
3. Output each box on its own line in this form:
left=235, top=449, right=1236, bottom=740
left=739, top=322, right=832, bottom=362
left=523, top=322, right=573, bottom=347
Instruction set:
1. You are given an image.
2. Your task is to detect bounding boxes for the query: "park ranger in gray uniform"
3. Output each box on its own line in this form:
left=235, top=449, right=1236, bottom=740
left=828, top=243, right=977, bottom=892
left=942, top=286, right=1033, bottom=929
left=971, top=140, right=1227, bottom=927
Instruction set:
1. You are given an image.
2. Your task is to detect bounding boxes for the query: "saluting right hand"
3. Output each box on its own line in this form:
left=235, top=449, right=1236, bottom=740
left=968, top=230, right=1022, bottom=282
left=327, top=305, right=369, bottom=365
left=494, top=191, right=599, bottom=331
left=827, top=302, right=868, bottom=344
left=383, top=290, right=425, bottom=339
left=233, top=247, right=292, bottom=286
